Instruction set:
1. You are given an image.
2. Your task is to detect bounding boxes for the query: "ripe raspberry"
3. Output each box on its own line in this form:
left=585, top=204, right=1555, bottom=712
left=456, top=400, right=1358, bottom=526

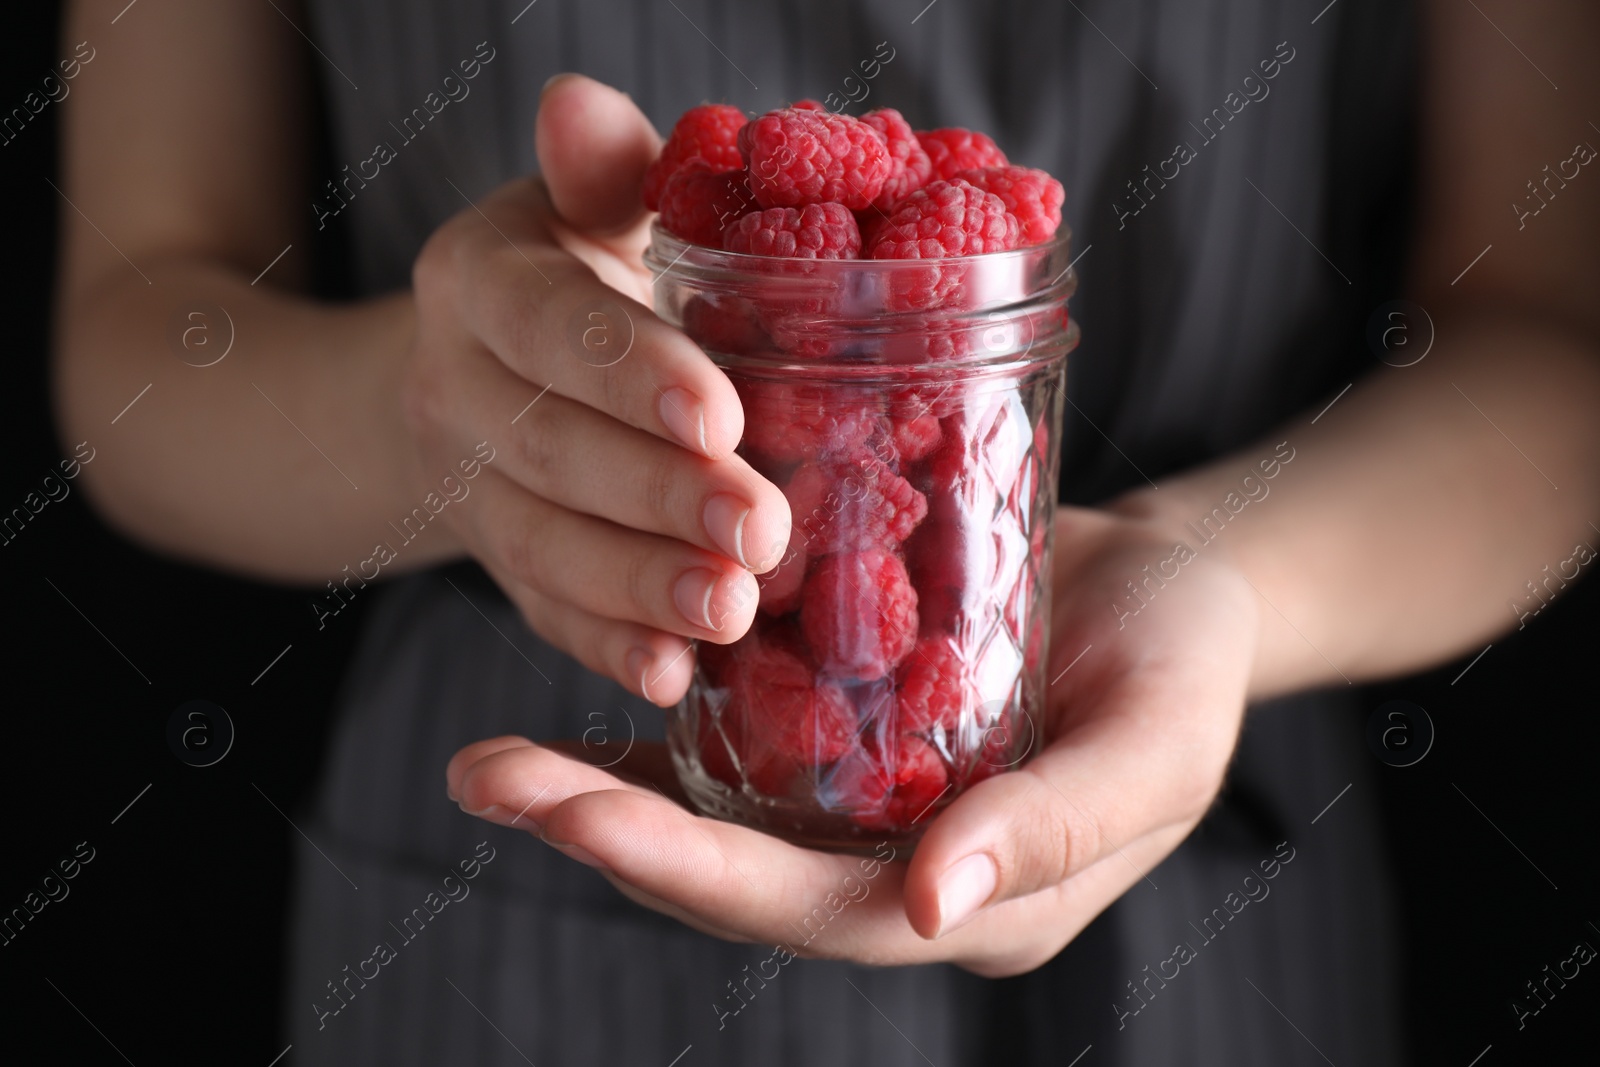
left=681, top=294, right=769, bottom=356
left=955, top=165, right=1064, bottom=245
left=867, top=179, right=1020, bottom=260
left=736, top=382, right=887, bottom=466
left=917, top=127, right=1009, bottom=181
left=895, top=382, right=969, bottom=422
left=723, top=203, right=862, bottom=258
left=861, top=108, right=933, bottom=211
left=714, top=629, right=858, bottom=795
left=791, top=99, right=827, bottom=111
left=783, top=454, right=928, bottom=555
left=657, top=162, right=759, bottom=247
left=891, top=410, right=943, bottom=462
left=643, top=104, right=747, bottom=212
left=801, top=548, right=919, bottom=681
left=904, top=513, right=1002, bottom=637
left=925, top=388, right=1032, bottom=513
left=830, top=733, right=950, bottom=829
left=896, top=637, right=976, bottom=734
left=740, top=107, right=892, bottom=210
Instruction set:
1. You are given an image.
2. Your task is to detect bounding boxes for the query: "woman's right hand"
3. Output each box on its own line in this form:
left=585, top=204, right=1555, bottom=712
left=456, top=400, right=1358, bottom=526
left=401, top=75, right=790, bottom=706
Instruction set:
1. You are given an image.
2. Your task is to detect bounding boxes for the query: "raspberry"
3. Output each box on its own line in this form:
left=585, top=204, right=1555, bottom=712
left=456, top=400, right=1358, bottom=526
left=783, top=454, right=928, bottom=554
left=955, top=165, right=1064, bottom=245
left=713, top=629, right=858, bottom=795
left=904, top=516, right=996, bottom=636
left=801, top=548, right=919, bottom=681
left=890, top=409, right=943, bottom=462
left=896, top=637, right=975, bottom=733
left=657, top=162, right=759, bottom=247
left=680, top=294, right=769, bottom=356
left=865, top=180, right=1019, bottom=314
left=867, top=179, right=1020, bottom=260
left=908, top=383, right=970, bottom=419
left=791, top=99, right=827, bottom=111
left=861, top=108, right=933, bottom=211
left=917, top=127, right=1009, bottom=181
left=926, top=388, right=1032, bottom=513
left=736, top=382, right=887, bottom=466
left=723, top=203, right=862, bottom=258
left=643, top=104, right=747, bottom=212
left=739, top=107, right=892, bottom=210
left=830, top=733, right=950, bottom=829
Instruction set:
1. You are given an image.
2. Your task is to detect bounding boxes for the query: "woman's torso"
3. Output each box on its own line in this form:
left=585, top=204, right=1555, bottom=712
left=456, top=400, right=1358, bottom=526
left=285, top=2, right=1413, bottom=1063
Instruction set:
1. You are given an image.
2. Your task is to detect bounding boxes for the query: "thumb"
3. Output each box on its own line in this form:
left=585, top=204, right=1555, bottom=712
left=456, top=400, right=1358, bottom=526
left=535, top=73, right=662, bottom=235
left=900, top=691, right=1235, bottom=941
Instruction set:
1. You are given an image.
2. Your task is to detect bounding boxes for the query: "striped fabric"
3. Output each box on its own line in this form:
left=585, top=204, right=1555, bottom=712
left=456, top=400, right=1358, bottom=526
left=288, top=1, right=1414, bottom=1063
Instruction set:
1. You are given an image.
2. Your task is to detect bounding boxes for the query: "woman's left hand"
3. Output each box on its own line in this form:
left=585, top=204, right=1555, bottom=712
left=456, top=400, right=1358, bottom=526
left=447, top=505, right=1257, bottom=976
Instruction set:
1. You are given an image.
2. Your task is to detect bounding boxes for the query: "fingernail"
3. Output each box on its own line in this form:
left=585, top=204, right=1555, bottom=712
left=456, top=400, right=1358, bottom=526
left=625, top=647, right=655, bottom=697
left=460, top=801, right=508, bottom=823
left=674, top=568, right=721, bottom=630
left=541, top=832, right=610, bottom=871
left=540, top=72, right=576, bottom=99
left=446, top=783, right=460, bottom=803
left=703, top=494, right=752, bottom=567
left=935, top=853, right=998, bottom=938
left=460, top=801, right=541, bottom=833
left=659, top=387, right=712, bottom=457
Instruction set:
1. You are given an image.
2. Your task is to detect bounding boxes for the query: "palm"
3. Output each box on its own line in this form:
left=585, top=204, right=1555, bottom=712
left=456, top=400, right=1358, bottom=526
left=449, top=505, right=1258, bottom=975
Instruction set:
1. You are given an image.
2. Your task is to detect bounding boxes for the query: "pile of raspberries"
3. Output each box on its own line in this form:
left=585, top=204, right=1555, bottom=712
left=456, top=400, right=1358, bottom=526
left=648, top=102, right=1062, bottom=834
left=692, top=380, right=1050, bottom=832
left=644, top=102, right=1064, bottom=263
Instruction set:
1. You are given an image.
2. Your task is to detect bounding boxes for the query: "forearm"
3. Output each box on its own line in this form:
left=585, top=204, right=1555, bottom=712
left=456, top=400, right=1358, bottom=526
left=53, top=261, right=462, bottom=582
left=1115, top=313, right=1600, bottom=700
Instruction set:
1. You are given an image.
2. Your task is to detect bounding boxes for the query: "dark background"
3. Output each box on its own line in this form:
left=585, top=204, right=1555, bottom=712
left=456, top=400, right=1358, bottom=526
left=2, top=5, right=1595, bottom=1064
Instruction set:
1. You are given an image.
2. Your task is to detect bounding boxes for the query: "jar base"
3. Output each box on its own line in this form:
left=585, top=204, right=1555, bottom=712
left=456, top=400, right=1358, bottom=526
left=675, top=764, right=929, bottom=855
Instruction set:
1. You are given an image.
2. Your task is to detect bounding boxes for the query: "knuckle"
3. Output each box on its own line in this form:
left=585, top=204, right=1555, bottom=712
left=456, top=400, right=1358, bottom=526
left=412, top=222, right=460, bottom=300
left=500, top=518, right=548, bottom=594
left=514, top=415, right=562, bottom=490
left=596, top=363, right=632, bottom=420
left=638, top=453, right=681, bottom=529
left=399, top=354, right=447, bottom=442
left=502, top=286, right=546, bottom=366
left=1013, top=781, right=1080, bottom=888
left=622, top=549, right=657, bottom=621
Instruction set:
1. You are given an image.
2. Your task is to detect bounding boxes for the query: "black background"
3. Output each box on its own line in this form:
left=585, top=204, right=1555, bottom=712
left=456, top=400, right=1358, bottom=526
left=2, top=4, right=1596, bottom=1064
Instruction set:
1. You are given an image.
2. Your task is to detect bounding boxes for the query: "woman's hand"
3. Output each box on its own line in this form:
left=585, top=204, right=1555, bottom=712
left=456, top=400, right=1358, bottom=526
left=403, top=75, right=790, bottom=706
left=447, top=505, right=1257, bottom=976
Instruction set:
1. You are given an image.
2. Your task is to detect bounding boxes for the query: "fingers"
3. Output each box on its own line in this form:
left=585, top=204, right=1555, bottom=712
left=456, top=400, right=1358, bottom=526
left=417, top=342, right=789, bottom=571
left=538, top=786, right=885, bottom=939
left=415, top=176, right=745, bottom=462
left=484, top=562, right=697, bottom=705
left=536, top=73, right=660, bottom=236
left=472, top=469, right=759, bottom=644
left=446, top=182, right=746, bottom=462
left=445, top=735, right=533, bottom=803
left=450, top=739, right=663, bottom=827
left=903, top=662, right=1246, bottom=942
left=496, top=380, right=790, bottom=572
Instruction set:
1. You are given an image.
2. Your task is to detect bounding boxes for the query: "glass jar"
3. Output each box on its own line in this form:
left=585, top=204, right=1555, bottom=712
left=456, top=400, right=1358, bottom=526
left=647, top=225, right=1078, bottom=851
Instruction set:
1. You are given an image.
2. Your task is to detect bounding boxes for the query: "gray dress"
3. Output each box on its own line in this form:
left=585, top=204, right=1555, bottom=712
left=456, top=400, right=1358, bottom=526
left=288, top=1, right=1412, bottom=1063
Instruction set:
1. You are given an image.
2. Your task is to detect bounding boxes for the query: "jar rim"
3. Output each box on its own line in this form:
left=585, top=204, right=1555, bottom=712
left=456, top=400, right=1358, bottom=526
left=645, top=221, right=1073, bottom=280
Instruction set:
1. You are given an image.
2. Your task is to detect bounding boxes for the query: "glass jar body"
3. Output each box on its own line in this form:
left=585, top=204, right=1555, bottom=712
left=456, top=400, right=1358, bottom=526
left=648, top=228, right=1077, bottom=851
